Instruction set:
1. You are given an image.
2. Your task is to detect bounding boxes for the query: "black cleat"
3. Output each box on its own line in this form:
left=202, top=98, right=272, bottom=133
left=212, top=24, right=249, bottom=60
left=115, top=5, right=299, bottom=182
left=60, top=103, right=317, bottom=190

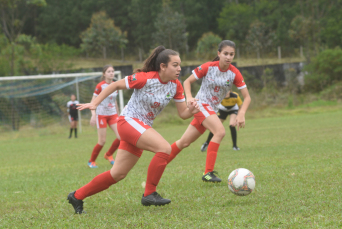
left=200, top=142, right=208, bottom=152
left=202, top=171, right=222, bottom=183
left=67, top=191, right=85, bottom=214
left=141, top=192, right=171, bottom=206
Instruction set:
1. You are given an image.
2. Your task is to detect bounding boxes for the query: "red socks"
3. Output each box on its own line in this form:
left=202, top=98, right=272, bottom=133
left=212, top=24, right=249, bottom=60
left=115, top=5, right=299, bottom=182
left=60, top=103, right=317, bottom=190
left=205, top=142, right=220, bottom=174
left=74, top=170, right=117, bottom=200
left=90, top=143, right=103, bottom=162
left=105, top=138, right=120, bottom=156
left=167, top=142, right=181, bottom=164
left=144, top=152, right=170, bottom=197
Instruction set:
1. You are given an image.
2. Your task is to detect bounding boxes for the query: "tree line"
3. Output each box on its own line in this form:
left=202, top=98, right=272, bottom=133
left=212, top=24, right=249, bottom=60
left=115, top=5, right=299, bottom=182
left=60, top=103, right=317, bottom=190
left=0, top=0, right=342, bottom=77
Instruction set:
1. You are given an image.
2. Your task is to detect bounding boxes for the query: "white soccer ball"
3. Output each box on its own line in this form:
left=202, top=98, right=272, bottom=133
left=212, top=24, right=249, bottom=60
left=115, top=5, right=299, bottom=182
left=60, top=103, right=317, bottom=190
left=228, top=168, right=255, bottom=196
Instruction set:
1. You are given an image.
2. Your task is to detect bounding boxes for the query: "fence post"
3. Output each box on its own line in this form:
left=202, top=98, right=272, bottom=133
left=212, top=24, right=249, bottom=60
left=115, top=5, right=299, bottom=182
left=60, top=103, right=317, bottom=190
left=278, top=46, right=281, bottom=59
left=300, top=46, right=303, bottom=58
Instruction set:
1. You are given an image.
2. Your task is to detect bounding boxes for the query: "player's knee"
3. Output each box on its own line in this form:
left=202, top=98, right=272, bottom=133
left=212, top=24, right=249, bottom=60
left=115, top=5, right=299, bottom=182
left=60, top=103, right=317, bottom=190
left=179, top=141, right=191, bottom=149
left=112, top=172, right=127, bottom=182
left=155, top=144, right=171, bottom=154
left=214, top=129, right=226, bottom=140
left=98, top=140, right=106, bottom=145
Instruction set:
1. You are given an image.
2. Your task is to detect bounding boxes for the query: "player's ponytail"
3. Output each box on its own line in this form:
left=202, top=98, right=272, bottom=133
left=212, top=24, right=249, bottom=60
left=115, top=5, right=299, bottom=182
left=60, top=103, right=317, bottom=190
left=134, top=46, right=179, bottom=73
left=212, top=40, right=236, bottom=62
left=101, top=64, right=114, bottom=81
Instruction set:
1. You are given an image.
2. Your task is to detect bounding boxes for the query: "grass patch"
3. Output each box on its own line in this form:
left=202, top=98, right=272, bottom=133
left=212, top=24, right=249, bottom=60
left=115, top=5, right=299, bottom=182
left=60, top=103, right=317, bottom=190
left=1, top=109, right=341, bottom=228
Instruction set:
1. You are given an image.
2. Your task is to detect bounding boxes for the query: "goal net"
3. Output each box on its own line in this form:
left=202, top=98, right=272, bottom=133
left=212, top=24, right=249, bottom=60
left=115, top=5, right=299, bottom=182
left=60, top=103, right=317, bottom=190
left=0, top=71, right=124, bottom=132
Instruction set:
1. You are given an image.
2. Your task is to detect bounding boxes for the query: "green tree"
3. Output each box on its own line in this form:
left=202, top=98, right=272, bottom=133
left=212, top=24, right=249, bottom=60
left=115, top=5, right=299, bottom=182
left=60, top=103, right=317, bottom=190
left=0, top=0, right=46, bottom=75
left=80, top=11, right=128, bottom=59
left=152, top=4, right=187, bottom=52
left=246, top=20, right=276, bottom=58
left=217, top=3, right=254, bottom=47
left=196, top=32, right=222, bottom=60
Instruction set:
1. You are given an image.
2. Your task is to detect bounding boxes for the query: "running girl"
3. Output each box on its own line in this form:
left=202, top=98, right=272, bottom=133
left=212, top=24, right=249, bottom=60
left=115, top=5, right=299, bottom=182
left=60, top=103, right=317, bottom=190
left=88, top=65, right=121, bottom=168
left=67, top=46, right=200, bottom=213
left=167, top=40, right=251, bottom=183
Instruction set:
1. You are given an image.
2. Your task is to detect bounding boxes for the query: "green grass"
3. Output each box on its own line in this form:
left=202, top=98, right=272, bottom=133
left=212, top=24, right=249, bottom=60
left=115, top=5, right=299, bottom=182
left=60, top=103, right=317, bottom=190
left=1, top=109, right=342, bottom=228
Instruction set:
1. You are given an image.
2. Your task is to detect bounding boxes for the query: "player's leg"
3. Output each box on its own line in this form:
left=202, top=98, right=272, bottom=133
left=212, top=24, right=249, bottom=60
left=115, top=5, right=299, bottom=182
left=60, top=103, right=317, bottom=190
left=135, top=128, right=172, bottom=205
left=200, top=114, right=226, bottom=182
left=68, top=117, right=73, bottom=138
left=68, top=148, right=140, bottom=214
left=201, top=110, right=227, bottom=152
left=88, top=116, right=107, bottom=168
left=168, top=123, right=203, bottom=163
left=118, top=117, right=171, bottom=206
left=104, top=116, right=120, bottom=165
left=229, top=113, right=239, bottom=150
left=73, top=120, right=78, bottom=138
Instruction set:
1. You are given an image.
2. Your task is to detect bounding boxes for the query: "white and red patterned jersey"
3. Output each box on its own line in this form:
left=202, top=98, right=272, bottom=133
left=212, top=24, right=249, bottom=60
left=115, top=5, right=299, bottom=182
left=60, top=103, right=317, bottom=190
left=121, top=71, right=185, bottom=126
left=94, top=81, right=118, bottom=116
left=192, top=61, right=246, bottom=112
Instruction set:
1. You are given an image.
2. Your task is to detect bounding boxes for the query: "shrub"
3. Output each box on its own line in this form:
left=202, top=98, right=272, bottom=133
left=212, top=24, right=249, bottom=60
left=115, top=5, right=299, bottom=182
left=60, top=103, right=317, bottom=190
left=304, top=48, right=342, bottom=92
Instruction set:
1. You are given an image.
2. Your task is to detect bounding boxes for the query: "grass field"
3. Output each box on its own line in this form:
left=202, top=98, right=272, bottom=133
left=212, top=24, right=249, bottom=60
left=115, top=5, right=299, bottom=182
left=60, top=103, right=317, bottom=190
left=1, top=108, right=341, bottom=228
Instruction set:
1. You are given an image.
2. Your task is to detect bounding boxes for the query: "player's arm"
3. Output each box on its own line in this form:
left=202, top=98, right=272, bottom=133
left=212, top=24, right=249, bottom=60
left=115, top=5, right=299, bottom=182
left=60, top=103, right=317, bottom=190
left=183, top=74, right=197, bottom=106
left=236, top=88, right=251, bottom=130
left=78, top=79, right=126, bottom=110
left=175, top=101, right=200, bottom=120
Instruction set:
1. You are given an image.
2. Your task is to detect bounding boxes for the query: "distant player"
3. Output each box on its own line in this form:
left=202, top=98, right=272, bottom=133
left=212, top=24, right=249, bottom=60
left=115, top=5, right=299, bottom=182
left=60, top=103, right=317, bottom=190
left=67, top=46, right=200, bottom=213
left=88, top=65, right=121, bottom=168
left=67, top=94, right=79, bottom=138
left=167, top=40, right=251, bottom=183
left=201, top=90, right=243, bottom=152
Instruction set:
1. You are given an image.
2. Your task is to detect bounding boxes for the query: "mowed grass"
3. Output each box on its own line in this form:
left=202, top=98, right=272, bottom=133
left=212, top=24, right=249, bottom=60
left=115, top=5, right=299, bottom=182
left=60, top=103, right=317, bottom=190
left=1, top=109, right=341, bottom=228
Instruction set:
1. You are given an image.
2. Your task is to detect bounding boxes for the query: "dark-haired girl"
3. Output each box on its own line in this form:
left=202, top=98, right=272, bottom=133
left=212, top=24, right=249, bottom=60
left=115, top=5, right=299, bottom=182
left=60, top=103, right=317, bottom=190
left=67, top=46, right=200, bottom=213
left=88, top=65, right=121, bottom=168
left=167, top=40, right=251, bottom=183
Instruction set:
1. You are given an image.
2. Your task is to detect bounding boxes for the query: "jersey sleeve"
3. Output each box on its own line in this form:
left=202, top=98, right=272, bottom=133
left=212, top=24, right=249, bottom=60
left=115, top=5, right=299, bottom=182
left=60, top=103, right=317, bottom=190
left=124, top=72, right=147, bottom=89
left=192, top=62, right=210, bottom=80
left=237, top=96, right=243, bottom=106
left=233, top=69, right=247, bottom=89
left=173, top=80, right=186, bottom=102
left=94, top=83, right=102, bottom=96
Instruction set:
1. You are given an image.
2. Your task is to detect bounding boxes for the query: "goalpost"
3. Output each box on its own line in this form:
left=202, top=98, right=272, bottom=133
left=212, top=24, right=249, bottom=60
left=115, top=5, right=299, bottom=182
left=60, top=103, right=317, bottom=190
left=0, top=71, right=124, bottom=132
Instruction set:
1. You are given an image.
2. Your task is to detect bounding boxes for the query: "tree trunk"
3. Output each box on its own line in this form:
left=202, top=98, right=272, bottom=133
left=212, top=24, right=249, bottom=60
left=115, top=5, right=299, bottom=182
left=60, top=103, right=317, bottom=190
left=103, top=46, right=107, bottom=59
left=11, top=43, right=15, bottom=76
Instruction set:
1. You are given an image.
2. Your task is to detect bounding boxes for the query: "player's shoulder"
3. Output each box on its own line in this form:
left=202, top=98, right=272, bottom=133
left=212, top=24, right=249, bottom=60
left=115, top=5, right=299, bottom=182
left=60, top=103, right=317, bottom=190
left=136, top=71, right=157, bottom=79
left=97, top=81, right=108, bottom=87
left=228, top=64, right=241, bottom=74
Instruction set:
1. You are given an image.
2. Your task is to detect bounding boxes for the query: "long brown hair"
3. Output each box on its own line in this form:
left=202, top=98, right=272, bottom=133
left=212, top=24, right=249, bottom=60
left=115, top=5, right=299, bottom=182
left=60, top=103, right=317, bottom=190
left=101, top=64, right=114, bottom=81
left=134, top=46, right=179, bottom=73
left=212, top=40, right=236, bottom=61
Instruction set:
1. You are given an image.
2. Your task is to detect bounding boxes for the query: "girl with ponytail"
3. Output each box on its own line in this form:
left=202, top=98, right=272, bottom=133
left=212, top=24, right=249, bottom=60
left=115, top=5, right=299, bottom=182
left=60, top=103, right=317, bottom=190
left=67, top=46, right=200, bottom=213
left=167, top=40, right=251, bottom=183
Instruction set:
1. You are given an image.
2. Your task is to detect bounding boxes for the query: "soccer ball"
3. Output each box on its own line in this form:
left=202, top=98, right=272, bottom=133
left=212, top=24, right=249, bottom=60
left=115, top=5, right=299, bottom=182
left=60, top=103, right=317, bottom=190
left=228, top=168, right=255, bottom=196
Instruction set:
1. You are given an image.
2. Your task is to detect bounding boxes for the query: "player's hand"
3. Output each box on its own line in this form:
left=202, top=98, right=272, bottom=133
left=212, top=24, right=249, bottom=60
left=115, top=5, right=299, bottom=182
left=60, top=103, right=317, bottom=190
left=77, top=103, right=97, bottom=111
left=90, top=115, right=96, bottom=127
left=186, top=97, right=196, bottom=107
left=188, top=100, right=200, bottom=114
left=235, top=113, right=245, bottom=130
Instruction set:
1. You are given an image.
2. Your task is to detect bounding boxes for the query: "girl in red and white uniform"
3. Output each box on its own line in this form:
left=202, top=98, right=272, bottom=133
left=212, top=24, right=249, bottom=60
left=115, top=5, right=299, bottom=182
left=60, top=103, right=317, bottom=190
left=167, top=40, right=251, bottom=183
left=67, top=46, right=200, bottom=213
left=88, top=65, right=121, bottom=168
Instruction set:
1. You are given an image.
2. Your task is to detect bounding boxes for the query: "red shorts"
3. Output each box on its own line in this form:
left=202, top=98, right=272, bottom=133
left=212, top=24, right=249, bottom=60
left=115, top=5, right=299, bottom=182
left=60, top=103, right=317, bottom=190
left=117, top=116, right=150, bottom=157
left=190, top=103, right=216, bottom=134
left=96, top=114, right=118, bottom=129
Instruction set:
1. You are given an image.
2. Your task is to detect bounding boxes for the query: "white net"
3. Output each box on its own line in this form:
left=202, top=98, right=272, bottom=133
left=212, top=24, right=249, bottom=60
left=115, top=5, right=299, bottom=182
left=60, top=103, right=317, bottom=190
left=0, top=71, right=124, bottom=131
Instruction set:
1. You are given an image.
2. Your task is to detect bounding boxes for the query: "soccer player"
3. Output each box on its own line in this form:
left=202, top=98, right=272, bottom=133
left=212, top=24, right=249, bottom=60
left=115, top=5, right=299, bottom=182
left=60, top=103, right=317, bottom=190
left=201, top=90, right=243, bottom=152
left=67, top=94, right=79, bottom=138
left=67, top=46, right=200, bottom=213
left=167, top=40, right=251, bottom=183
left=88, top=65, right=121, bottom=168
